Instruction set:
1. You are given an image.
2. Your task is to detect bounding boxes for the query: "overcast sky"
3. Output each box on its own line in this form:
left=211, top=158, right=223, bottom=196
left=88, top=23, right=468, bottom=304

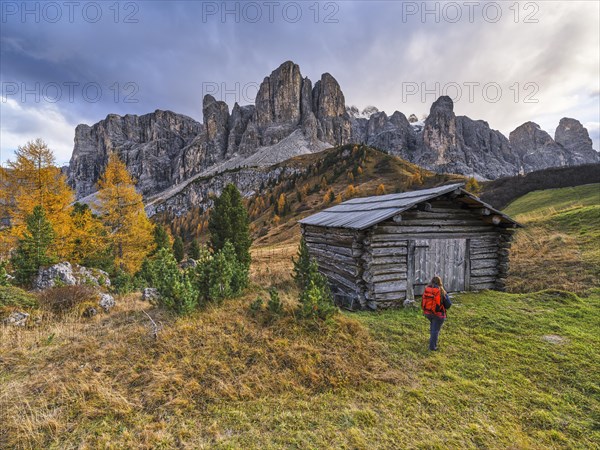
left=1, top=0, right=599, bottom=165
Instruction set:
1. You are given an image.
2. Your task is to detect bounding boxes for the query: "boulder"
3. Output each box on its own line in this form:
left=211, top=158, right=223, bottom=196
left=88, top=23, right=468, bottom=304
left=180, top=258, right=197, bottom=269
left=403, top=298, right=417, bottom=308
left=33, top=262, right=111, bottom=290
left=4, top=311, right=29, bottom=326
left=98, top=293, right=115, bottom=312
left=142, top=288, right=160, bottom=302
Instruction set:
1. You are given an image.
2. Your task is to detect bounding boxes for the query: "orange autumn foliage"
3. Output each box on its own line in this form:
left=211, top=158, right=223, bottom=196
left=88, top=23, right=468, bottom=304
left=0, top=139, right=74, bottom=259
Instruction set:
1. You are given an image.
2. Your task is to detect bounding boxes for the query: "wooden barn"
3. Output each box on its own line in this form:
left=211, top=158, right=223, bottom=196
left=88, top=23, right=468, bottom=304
left=298, top=183, right=522, bottom=310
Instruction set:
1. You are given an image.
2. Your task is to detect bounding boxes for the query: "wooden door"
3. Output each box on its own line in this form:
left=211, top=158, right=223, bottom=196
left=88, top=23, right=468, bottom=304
left=409, top=238, right=467, bottom=296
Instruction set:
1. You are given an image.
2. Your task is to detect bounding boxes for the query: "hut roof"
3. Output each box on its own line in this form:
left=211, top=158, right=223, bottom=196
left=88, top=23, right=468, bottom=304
left=298, top=183, right=522, bottom=230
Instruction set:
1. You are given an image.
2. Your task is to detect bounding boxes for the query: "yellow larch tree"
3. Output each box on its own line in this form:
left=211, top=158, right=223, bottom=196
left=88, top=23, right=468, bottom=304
left=95, top=153, right=154, bottom=273
left=345, top=184, right=357, bottom=199
left=376, top=184, right=387, bottom=196
left=70, top=203, right=108, bottom=266
left=0, top=139, right=74, bottom=259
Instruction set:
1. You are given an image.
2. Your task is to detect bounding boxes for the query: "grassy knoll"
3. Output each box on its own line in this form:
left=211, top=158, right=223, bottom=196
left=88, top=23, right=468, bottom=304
left=504, top=184, right=600, bottom=293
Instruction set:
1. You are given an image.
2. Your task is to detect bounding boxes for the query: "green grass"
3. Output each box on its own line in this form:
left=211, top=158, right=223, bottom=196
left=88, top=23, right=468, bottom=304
left=504, top=183, right=599, bottom=219
left=1, top=290, right=598, bottom=449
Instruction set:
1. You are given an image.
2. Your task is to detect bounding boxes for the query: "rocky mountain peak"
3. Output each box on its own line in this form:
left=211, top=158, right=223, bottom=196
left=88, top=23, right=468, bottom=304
left=554, top=117, right=599, bottom=165
left=509, top=121, right=570, bottom=172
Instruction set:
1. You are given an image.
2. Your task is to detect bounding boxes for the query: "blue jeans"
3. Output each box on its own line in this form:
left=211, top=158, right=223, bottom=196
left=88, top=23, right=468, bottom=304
left=426, top=314, right=445, bottom=350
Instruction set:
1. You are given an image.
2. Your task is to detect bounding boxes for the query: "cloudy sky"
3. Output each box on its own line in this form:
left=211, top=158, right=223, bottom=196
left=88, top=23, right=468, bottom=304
left=1, top=0, right=599, bottom=165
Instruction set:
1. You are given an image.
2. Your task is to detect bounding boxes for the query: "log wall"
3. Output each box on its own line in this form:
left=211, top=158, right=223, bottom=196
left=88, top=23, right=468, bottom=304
left=301, top=225, right=366, bottom=310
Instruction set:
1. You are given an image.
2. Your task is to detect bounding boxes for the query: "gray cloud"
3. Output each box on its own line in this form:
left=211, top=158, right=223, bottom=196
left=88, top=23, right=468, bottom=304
left=1, top=0, right=598, bottom=165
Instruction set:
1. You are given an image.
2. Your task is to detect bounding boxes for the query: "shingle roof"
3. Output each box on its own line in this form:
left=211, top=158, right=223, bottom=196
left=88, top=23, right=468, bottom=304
left=298, top=183, right=521, bottom=230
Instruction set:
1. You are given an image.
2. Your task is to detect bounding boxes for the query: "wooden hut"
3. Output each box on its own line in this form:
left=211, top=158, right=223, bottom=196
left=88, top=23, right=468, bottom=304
left=298, top=183, right=522, bottom=310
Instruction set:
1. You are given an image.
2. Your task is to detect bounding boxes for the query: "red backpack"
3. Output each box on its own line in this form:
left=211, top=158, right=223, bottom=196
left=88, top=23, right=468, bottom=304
left=422, top=286, right=444, bottom=317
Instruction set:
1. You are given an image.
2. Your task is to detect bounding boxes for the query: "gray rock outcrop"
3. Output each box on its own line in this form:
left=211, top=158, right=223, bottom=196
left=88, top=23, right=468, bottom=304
left=4, top=311, right=29, bottom=327
left=68, top=110, right=203, bottom=199
left=34, top=262, right=111, bottom=290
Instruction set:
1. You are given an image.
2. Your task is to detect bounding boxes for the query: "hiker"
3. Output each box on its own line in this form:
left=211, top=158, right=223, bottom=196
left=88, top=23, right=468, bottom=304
left=421, top=276, right=451, bottom=351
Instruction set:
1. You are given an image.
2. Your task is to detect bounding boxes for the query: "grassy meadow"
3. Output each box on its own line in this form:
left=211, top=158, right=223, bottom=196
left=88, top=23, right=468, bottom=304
left=1, top=185, right=599, bottom=449
left=505, top=184, right=600, bottom=293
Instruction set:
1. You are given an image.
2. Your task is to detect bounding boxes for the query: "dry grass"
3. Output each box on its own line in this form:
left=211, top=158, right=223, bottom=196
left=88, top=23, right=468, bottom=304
left=0, top=289, right=399, bottom=449
left=505, top=184, right=600, bottom=294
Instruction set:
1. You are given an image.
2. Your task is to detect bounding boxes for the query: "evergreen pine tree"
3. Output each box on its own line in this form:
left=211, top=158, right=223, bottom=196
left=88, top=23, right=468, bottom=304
left=189, top=239, right=201, bottom=260
left=11, top=205, right=56, bottom=286
left=153, top=225, right=171, bottom=253
left=208, top=184, right=252, bottom=268
left=173, top=236, right=185, bottom=262
left=292, top=237, right=312, bottom=290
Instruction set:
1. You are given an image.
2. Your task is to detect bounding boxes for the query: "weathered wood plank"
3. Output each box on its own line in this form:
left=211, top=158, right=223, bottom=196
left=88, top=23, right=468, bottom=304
left=380, top=232, right=497, bottom=240
left=362, top=255, right=408, bottom=265
left=367, top=240, right=409, bottom=248
left=366, top=265, right=408, bottom=276
left=470, top=252, right=498, bottom=260
left=471, top=259, right=498, bottom=270
left=307, top=243, right=362, bottom=258
left=376, top=225, right=496, bottom=234
left=471, top=267, right=499, bottom=277
left=373, top=281, right=407, bottom=293
left=366, top=247, right=408, bottom=257
left=395, top=219, right=487, bottom=227
left=465, top=238, right=471, bottom=290
left=367, top=291, right=407, bottom=302
left=363, top=272, right=408, bottom=284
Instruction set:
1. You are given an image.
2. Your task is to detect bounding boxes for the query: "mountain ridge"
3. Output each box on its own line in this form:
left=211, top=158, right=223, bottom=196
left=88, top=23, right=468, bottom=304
left=66, top=60, right=599, bottom=205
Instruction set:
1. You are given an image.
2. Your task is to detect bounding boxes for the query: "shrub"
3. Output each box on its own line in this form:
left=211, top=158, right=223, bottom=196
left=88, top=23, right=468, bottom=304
left=208, top=248, right=233, bottom=302
left=223, top=241, right=248, bottom=296
left=112, top=269, right=136, bottom=295
left=267, top=288, right=283, bottom=316
left=0, top=261, right=10, bottom=287
left=0, top=286, right=37, bottom=309
left=189, top=239, right=201, bottom=260
left=143, top=248, right=198, bottom=315
left=208, top=184, right=252, bottom=268
left=296, top=260, right=337, bottom=322
left=249, top=296, right=264, bottom=315
left=11, top=205, right=56, bottom=287
left=292, top=238, right=312, bottom=290
left=37, top=285, right=97, bottom=315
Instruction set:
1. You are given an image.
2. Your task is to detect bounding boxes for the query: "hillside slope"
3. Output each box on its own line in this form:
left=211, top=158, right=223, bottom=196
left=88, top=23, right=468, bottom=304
left=480, top=163, right=600, bottom=209
left=156, top=144, right=463, bottom=246
left=504, top=184, right=600, bottom=293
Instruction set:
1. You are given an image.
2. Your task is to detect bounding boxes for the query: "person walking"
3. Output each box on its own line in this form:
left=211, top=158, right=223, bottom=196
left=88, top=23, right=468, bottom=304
left=421, top=276, right=451, bottom=351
